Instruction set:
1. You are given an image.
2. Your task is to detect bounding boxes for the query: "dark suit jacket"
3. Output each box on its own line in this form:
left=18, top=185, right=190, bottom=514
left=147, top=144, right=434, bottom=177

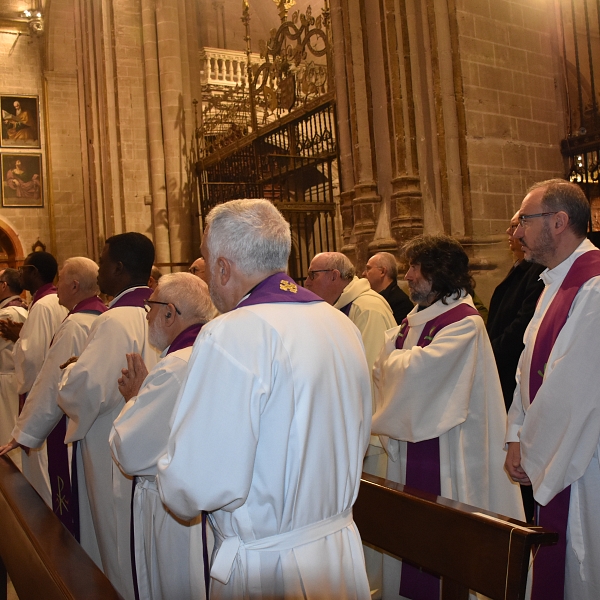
left=379, top=281, right=414, bottom=325
left=487, top=261, right=545, bottom=410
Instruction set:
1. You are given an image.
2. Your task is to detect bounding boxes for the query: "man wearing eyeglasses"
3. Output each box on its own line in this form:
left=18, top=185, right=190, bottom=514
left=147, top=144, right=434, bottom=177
left=57, top=233, right=159, bottom=600
left=11, top=252, right=68, bottom=506
left=505, top=179, right=600, bottom=600
left=0, top=268, right=28, bottom=469
left=110, top=272, right=217, bottom=600
left=188, top=256, right=208, bottom=282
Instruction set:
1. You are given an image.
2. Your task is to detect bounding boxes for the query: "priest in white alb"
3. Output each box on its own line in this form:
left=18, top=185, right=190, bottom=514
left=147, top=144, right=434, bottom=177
left=11, top=251, right=68, bottom=504
left=110, top=272, right=217, bottom=600
left=371, top=234, right=524, bottom=600
left=0, top=257, right=106, bottom=564
left=0, top=268, right=28, bottom=469
left=157, top=199, right=372, bottom=599
left=505, top=180, right=600, bottom=600
left=57, top=233, right=158, bottom=600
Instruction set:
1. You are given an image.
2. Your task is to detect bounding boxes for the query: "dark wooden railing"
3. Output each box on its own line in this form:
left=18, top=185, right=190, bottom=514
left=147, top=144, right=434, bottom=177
left=0, top=455, right=122, bottom=600
left=1, top=454, right=558, bottom=600
left=355, top=473, right=558, bottom=600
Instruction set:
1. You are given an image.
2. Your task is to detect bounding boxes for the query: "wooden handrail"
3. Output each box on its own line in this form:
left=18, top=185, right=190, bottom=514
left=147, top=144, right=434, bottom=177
left=355, top=473, right=558, bottom=600
left=0, top=455, right=123, bottom=600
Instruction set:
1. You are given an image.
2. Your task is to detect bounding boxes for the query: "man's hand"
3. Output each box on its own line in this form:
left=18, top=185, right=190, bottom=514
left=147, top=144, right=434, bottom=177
left=0, top=318, right=23, bottom=343
left=118, top=353, right=149, bottom=402
left=0, top=438, right=28, bottom=456
left=505, top=442, right=531, bottom=485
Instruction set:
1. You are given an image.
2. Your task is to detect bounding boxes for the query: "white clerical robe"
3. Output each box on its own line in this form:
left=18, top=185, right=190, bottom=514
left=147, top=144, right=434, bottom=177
left=57, top=289, right=158, bottom=600
left=13, top=310, right=102, bottom=567
left=13, top=292, right=67, bottom=505
left=373, top=293, right=524, bottom=599
left=157, top=300, right=372, bottom=600
left=110, top=346, right=213, bottom=600
left=0, top=299, right=27, bottom=469
left=506, top=239, right=600, bottom=600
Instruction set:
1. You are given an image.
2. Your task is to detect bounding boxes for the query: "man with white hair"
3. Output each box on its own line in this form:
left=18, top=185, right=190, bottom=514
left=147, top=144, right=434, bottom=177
left=110, top=272, right=216, bottom=600
left=157, top=199, right=372, bottom=599
left=363, top=252, right=413, bottom=325
left=0, top=257, right=106, bottom=562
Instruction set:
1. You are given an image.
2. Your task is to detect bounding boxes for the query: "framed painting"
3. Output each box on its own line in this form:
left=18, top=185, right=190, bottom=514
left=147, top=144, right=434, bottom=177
left=1, top=95, right=40, bottom=148
left=1, top=154, right=43, bottom=207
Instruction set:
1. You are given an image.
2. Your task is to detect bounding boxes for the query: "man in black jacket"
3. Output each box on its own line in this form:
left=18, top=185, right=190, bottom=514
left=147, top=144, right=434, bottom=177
left=487, top=212, right=544, bottom=521
left=363, top=252, right=413, bottom=325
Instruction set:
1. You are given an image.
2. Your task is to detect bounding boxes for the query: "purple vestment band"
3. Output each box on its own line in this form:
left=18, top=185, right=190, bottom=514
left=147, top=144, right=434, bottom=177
left=528, top=250, right=600, bottom=600
left=236, top=272, right=323, bottom=309
left=340, top=302, right=353, bottom=316
left=166, top=323, right=203, bottom=355
left=396, top=301, right=480, bottom=600
left=30, top=282, right=57, bottom=308
left=109, top=286, right=152, bottom=310
left=47, top=297, right=107, bottom=539
left=3, top=296, right=28, bottom=309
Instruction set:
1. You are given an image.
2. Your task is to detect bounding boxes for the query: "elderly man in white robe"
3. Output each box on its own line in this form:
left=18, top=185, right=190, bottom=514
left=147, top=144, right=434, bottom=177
left=0, top=257, right=105, bottom=564
left=57, top=233, right=158, bottom=600
left=6, top=252, right=68, bottom=505
left=0, top=268, right=28, bottom=469
left=505, top=180, right=600, bottom=600
left=372, top=234, right=524, bottom=600
left=110, top=272, right=217, bottom=600
left=157, top=199, right=372, bottom=599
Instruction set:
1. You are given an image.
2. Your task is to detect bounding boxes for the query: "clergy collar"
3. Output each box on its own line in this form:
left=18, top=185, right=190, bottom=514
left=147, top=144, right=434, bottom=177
left=405, top=291, right=471, bottom=327
left=108, top=285, right=150, bottom=308
left=540, top=238, right=596, bottom=286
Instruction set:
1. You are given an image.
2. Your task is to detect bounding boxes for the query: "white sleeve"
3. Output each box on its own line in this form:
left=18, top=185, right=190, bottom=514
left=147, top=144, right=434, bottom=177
left=110, top=357, right=186, bottom=477
left=13, top=320, right=88, bottom=448
left=372, top=317, right=480, bottom=442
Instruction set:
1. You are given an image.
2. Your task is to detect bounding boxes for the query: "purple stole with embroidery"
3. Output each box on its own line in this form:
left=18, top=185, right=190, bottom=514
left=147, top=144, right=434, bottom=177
left=47, top=296, right=107, bottom=539
left=395, top=301, right=480, bottom=600
left=528, top=250, right=600, bottom=600
left=237, top=272, right=323, bottom=308
left=3, top=296, right=28, bottom=309
left=18, top=284, right=59, bottom=413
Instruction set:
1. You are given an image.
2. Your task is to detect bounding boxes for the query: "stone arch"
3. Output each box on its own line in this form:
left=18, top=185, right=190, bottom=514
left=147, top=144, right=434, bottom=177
left=0, top=218, right=25, bottom=269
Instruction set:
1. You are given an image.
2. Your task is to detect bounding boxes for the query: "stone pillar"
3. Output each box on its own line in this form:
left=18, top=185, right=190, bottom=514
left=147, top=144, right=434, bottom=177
left=155, top=0, right=195, bottom=267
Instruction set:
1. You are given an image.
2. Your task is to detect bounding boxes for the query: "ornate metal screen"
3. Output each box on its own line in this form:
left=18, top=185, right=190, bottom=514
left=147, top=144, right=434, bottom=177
left=195, top=1, right=337, bottom=282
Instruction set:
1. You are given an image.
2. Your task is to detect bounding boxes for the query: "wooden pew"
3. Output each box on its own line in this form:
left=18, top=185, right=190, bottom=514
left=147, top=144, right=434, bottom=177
left=355, top=473, right=558, bottom=600
left=0, top=455, right=123, bottom=600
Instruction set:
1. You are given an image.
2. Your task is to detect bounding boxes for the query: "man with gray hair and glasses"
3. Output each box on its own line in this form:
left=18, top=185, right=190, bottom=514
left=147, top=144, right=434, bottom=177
left=157, top=199, right=372, bottom=599
left=111, top=273, right=217, bottom=600
left=505, top=179, right=600, bottom=600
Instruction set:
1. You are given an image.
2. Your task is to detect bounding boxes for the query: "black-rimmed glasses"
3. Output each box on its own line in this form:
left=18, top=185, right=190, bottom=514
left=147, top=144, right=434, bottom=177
left=143, top=299, right=181, bottom=315
left=307, top=269, right=333, bottom=280
left=518, top=212, right=558, bottom=227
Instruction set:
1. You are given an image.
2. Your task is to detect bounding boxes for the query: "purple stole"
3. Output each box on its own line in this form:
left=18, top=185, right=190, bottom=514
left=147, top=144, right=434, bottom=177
left=109, top=286, right=152, bottom=310
left=237, top=272, right=323, bottom=308
left=18, top=284, right=59, bottom=413
left=395, top=302, right=480, bottom=600
left=3, top=296, right=28, bottom=309
left=528, top=250, right=600, bottom=600
left=47, top=296, right=107, bottom=540
left=340, top=302, right=353, bottom=316
left=166, top=323, right=203, bottom=355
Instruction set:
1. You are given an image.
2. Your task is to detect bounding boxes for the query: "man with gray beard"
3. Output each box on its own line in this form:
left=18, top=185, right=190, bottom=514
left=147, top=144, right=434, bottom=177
left=111, top=272, right=217, bottom=600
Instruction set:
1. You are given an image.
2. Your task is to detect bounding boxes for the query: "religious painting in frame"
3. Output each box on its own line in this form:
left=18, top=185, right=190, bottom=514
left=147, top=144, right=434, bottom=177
left=1, top=153, right=43, bottom=207
left=1, top=95, right=40, bottom=148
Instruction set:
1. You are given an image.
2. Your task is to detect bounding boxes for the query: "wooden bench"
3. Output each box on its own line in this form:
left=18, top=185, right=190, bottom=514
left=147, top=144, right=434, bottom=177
left=0, top=455, right=123, bottom=600
left=355, top=473, right=558, bottom=600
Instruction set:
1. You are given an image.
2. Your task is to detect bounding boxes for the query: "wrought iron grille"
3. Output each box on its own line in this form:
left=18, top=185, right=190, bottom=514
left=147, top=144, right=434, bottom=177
left=197, top=98, right=338, bottom=284
left=559, top=0, right=600, bottom=226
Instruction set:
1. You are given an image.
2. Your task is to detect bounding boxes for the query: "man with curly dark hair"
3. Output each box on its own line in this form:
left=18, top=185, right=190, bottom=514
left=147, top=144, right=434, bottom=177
left=371, top=234, right=523, bottom=600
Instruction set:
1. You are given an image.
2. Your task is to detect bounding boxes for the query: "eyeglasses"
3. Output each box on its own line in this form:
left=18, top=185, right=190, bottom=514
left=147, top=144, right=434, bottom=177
left=518, top=212, right=558, bottom=227
left=17, top=265, right=37, bottom=274
left=188, top=267, right=201, bottom=274
left=143, top=299, right=181, bottom=315
left=307, top=269, right=333, bottom=280
left=507, top=224, right=519, bottom=233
